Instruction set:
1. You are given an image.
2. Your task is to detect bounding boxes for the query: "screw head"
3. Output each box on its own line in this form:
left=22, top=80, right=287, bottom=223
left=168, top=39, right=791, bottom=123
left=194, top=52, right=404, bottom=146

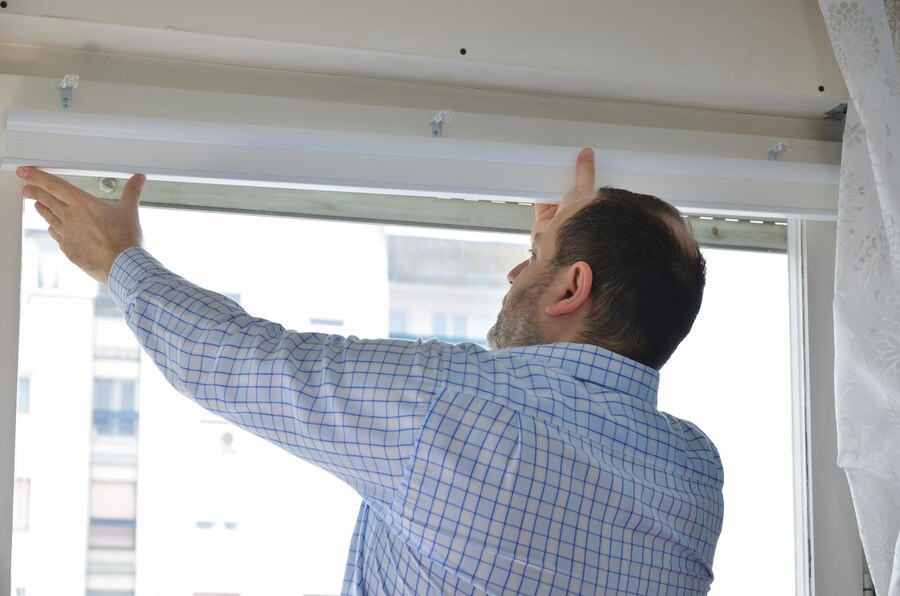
left=98, top=177, right=118, bottom=193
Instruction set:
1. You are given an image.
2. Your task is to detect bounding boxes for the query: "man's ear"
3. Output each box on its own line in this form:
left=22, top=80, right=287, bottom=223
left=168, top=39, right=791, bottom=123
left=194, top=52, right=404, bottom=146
left=545, top=261, right=592, bottom=316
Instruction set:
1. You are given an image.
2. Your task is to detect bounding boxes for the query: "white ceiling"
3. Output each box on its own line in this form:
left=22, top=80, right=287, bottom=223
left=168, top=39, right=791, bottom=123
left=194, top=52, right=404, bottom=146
left=0, top=0, right=847, bottom=119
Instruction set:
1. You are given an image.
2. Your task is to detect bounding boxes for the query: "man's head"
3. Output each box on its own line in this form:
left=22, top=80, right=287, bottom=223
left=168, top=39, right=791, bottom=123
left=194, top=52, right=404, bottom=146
left=487, top=186, right=706, bottom=370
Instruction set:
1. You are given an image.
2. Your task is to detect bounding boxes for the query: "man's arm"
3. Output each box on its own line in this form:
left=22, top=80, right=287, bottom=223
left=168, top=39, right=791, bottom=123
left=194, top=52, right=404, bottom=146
left=112, top=247, right=443, bottom=502
left=18, top=167, right=443, bottom=503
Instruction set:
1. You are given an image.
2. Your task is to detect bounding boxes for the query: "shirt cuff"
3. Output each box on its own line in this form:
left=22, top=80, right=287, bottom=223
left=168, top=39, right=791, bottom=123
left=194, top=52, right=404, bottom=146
left=108, top=247, right=168, bottom=312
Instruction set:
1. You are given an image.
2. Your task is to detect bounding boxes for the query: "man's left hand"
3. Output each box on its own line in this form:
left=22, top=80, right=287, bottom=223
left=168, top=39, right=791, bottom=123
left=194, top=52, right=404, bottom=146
left=532, top=147, right=597, bottom=237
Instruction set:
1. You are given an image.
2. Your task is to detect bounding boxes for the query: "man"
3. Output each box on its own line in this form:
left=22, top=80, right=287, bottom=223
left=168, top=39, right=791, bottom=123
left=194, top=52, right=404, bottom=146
left=18, top=148, right=723, bottom=594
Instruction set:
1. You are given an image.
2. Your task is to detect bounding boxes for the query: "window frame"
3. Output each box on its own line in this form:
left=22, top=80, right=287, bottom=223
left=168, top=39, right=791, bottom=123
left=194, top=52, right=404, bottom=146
left=0, top=174, right=860, bottom=595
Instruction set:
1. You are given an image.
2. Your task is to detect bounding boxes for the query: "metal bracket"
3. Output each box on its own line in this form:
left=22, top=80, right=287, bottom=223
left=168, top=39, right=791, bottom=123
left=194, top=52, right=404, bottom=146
left=59, top=74, right=79, bottom=112
left=430, top=110, right=453, bottom=138
left=823, top=103, right=848, bottom=121
left=766, top=139, right=793, bottom=161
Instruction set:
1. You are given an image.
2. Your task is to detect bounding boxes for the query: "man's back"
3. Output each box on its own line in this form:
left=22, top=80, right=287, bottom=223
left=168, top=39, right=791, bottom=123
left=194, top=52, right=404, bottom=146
left=347, top=343, right=723, bottom=594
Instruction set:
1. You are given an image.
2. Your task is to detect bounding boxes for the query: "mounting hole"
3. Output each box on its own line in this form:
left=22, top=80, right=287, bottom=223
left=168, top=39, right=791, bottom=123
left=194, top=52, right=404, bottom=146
left=459, top=48, right=467, bottom=55
left=818, top=85, right=825, bottom=92
left=0, top=2, right=8, bottom=8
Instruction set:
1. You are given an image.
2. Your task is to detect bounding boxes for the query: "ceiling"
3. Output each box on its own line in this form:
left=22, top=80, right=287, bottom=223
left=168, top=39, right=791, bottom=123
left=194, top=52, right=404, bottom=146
left=0, top=0, right=847, bottom=119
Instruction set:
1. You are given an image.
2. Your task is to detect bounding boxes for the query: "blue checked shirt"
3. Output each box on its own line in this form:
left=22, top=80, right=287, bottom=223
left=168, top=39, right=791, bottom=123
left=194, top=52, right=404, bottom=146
left=110, top=247, right=724, bottom=595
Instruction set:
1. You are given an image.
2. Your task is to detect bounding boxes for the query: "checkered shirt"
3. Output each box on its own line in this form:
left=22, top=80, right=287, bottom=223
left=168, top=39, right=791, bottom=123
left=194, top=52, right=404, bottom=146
left=110, top=247, right=724, bottom=595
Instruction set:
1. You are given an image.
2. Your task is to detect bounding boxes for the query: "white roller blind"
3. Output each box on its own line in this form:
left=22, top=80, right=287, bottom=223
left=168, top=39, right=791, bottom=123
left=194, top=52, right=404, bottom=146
left=2, top=109, right=839, bottom=218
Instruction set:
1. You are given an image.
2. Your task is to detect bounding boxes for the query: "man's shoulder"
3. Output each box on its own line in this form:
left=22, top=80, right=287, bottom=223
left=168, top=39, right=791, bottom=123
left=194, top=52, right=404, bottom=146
left=659, top=411, right=725, bottom=488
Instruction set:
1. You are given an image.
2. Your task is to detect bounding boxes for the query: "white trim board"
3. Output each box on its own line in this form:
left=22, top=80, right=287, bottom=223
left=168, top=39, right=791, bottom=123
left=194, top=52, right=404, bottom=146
left=2, top=109, right=839, bottom=219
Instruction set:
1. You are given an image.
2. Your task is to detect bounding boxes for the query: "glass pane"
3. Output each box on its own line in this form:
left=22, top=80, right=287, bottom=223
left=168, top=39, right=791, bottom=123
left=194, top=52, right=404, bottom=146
left=661, top=248, right=793, bottom=595
left=13, top=199, right=794, bottom=595
left=118, top=382, right=136, bottom=411
left=93, top=380, right=115, bottom=410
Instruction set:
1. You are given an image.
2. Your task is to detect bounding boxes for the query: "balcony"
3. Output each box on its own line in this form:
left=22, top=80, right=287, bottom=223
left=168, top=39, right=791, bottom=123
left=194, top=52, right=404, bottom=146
left=92, top=409, right=138, bottom=438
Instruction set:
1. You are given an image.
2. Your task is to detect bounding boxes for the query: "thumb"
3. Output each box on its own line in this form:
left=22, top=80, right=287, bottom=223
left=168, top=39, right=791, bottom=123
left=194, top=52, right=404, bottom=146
left=119, top=174, right=146, bottom=209
left=574, top=148, right=596, bottom=198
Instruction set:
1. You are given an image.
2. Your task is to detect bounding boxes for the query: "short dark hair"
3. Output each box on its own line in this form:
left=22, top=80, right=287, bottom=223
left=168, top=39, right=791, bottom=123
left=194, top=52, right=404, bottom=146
left=552, top=187, right=706, bottom=369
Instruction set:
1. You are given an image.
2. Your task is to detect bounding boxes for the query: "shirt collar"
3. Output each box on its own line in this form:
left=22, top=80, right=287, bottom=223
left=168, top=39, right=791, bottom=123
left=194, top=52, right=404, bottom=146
left=505, top=342, right=660, bottom=407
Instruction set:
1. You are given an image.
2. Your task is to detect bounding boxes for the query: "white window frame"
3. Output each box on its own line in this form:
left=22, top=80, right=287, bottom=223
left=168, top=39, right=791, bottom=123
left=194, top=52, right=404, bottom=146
left=789, top=220, right=863, bottom=595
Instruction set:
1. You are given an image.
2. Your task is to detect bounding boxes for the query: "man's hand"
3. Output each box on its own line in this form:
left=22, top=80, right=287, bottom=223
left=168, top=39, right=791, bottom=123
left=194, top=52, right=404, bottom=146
left=18, top=167, right=146, bottom=285
left=533, top=147, right=596, bottom=236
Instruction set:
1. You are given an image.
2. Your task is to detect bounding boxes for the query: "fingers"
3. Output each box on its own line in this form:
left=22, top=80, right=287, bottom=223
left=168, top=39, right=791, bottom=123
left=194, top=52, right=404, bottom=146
left=19, top=167, right=146, bottom=215
left=17, top=167, right=76, bottom=204
left=48, top=226, right=62, bottom=244
left=534, top=203, right=558, bottom=221
left=34, top=201, right=62, bottom=230
left=23, top=184, right=67, bottom=216
left=119, top=174, right=146, bottom=209
left=574, top=148, right=596, bottom=198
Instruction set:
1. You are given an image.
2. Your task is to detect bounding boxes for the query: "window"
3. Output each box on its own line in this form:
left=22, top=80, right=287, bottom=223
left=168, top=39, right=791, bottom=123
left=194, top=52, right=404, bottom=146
left=12, top=478, right=29, bottom=531
left=660, top=247, right=793, bottom=595
left=89, top=481, right=137, bottom=550
left=13, top=188, right=797, bottom=595
left=16, top=375, right=30, bottom=414
left=88, top=519, right=136, bottom=550
left=92, top=379, right=138, bottom=437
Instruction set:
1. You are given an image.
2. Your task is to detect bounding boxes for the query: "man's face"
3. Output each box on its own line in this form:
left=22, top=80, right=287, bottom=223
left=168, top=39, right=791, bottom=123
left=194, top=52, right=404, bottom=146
left=486, top=258, right=552, bottom=349
left=486, top=199, right=590, bottom=349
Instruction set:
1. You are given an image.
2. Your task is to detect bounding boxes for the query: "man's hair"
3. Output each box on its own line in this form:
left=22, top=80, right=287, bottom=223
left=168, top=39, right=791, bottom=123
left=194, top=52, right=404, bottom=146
left=552, top=187, right=706, bottom=369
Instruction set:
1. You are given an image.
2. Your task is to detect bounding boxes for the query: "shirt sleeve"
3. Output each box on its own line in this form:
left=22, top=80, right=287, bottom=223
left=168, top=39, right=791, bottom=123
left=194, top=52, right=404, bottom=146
left=108, top=247, right=447, bottom=504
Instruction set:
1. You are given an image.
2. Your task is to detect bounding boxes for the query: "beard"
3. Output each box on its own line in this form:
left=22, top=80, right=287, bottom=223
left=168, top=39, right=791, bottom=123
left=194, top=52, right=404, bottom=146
left=486, top=273, right=551, bottom=349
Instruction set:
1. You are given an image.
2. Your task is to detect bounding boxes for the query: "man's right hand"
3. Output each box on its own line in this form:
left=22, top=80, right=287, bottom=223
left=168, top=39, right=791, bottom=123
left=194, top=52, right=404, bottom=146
left=533, top=147, right=596, bottom=237
left=19, top=167, right=146, bottom=285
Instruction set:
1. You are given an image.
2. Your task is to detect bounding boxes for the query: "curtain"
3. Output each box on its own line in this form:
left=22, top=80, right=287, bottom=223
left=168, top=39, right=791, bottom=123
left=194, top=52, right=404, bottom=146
left=820, top=1, right=900, bottom=593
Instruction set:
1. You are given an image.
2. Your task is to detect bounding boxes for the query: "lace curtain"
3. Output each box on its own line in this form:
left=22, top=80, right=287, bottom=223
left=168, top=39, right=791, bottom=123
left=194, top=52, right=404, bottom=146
left=820, top=1, right=900, bottom=593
